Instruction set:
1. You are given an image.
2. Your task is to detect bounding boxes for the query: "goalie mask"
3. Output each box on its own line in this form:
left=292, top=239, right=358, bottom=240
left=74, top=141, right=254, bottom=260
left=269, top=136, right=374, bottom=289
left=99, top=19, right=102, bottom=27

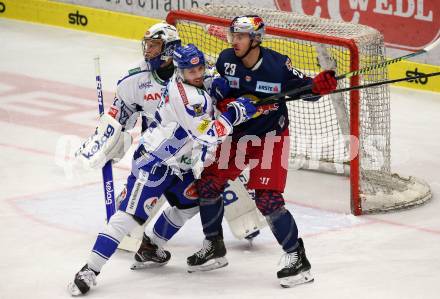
left=173, top=44, right=206, bottom=87
left=142, top=23, right=181, bottom=71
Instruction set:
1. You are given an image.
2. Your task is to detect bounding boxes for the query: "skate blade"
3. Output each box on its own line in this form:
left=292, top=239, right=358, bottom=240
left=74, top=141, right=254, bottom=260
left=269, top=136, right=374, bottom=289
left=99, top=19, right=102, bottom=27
left=130, top=260, right=169, bottom=270
left=279, top=270, right=314, bottom=288
left=67, top=282, right=82, bottom=296
left=187, top=257, right=228, bottom=273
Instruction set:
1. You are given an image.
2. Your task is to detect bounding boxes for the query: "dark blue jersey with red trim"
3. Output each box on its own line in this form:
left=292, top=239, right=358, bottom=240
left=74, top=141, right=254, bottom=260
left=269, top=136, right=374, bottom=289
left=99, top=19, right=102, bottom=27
left=216, top=47, right=313, bottom=138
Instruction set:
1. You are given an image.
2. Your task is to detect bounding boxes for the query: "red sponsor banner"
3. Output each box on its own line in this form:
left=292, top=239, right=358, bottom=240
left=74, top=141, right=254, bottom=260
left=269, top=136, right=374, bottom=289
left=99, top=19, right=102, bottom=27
left=274, top=0, right=439, bottom=51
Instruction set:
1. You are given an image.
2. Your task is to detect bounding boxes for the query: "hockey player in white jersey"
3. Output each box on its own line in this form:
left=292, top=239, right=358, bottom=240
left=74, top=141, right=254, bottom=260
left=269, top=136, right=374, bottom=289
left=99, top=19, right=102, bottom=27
left=68, top=43, right=256, bottom=296
left=75, top=22, right=203, bottom=270
left=76, top=21, right=264, bottom=275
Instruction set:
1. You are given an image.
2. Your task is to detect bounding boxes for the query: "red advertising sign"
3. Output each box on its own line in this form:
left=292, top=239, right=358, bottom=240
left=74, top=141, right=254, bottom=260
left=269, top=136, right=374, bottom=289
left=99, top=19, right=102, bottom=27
left=274, top=0, right=439, bottom=51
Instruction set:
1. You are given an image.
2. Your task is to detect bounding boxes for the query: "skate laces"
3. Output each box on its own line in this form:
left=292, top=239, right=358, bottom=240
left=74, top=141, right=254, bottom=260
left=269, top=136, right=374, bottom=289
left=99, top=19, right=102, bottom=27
left=195, top=239, right=212, bottom=258
left=78, top=268, right=97, bottom=286
left=279, top=252, right=298, bottom=268
left=156, top=246, right=168, bottom=259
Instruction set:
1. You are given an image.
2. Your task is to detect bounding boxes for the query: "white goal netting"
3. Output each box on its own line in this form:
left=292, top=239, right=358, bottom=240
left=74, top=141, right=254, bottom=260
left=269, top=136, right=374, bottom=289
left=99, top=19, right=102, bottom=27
left=167, top=5, right=431, bottom=214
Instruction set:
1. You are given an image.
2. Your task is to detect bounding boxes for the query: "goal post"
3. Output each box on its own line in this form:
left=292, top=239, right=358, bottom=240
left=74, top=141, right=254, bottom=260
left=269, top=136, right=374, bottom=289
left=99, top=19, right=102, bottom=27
left=166, top=5, right=432, bottom=215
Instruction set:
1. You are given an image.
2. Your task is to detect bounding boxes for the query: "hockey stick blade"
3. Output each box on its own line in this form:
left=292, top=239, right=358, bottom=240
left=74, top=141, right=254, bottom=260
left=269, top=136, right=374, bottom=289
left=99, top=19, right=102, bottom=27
left=258, top=71, right=440, bottom=105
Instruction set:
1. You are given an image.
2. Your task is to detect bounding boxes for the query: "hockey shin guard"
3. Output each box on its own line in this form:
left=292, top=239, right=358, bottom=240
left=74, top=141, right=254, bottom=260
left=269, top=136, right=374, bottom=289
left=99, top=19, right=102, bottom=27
left=266, top=207, right=299, bottom=253
left=88, top=211, right=138, bottom=272
left=199, top=197, right=224, bottom=240
left=151, top=206, right=199, bottom=246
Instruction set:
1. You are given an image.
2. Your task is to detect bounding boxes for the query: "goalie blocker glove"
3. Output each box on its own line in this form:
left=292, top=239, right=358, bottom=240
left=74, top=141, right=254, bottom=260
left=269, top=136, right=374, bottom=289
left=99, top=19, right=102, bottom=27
left=75, top=114, right=132, bottom=169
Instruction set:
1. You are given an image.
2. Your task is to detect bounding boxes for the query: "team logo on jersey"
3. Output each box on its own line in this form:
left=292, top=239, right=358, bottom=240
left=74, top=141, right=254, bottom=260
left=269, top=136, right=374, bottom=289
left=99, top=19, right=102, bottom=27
left=192, top=104, right=204, bottom=116
left=108, top=106, right=119, bottom=118
left=144, top=197, right=159, bottom=213
left=245, top=75, right=252, bottom=82
left=225, top=76, right=240, bottom=89
left=184, top=183, right=199, bottom=200
left=255, top=81, right=281, bottom=94
left=144, top=92, right=161, bottom=101
left=185, top=98, right=207, bottom=117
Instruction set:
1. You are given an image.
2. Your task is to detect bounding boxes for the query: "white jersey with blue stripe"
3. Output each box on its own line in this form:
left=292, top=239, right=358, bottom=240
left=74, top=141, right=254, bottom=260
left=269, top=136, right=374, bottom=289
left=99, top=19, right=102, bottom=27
left=139, top=75, right=233, bottom=173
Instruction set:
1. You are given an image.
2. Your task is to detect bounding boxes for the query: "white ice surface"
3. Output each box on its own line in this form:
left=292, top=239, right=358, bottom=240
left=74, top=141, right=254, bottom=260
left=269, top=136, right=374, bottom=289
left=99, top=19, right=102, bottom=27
left=0, top=19, right=439, bottom=299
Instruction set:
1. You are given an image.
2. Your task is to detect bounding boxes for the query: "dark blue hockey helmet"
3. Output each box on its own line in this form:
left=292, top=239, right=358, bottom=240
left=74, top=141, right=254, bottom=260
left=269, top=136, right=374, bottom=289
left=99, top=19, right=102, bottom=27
left=173, top=44, right=206, bottom=70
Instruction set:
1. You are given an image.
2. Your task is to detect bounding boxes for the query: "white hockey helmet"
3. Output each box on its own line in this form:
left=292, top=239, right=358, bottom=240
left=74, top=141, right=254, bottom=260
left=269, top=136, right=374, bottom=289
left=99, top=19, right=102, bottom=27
left=228, top=15, right=265, bottom=43
left=142, top=22, right=181, bottom=70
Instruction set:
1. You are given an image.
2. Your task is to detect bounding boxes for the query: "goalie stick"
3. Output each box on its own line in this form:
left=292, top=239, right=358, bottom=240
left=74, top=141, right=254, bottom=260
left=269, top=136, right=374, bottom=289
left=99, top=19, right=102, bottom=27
left=257, top=71, right=440, bottom=106
left=94, top=57, right=116, bottom=222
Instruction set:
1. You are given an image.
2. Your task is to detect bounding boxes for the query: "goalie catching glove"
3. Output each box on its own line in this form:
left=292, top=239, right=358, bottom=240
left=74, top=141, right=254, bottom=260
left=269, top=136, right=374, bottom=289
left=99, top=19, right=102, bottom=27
left=76, top=114, right=132, bottom=169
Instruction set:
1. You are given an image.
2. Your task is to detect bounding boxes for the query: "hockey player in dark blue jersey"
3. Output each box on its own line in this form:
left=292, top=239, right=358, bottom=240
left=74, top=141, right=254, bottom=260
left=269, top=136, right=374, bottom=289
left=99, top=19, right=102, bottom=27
left=187, top=15, right=337, bottom=287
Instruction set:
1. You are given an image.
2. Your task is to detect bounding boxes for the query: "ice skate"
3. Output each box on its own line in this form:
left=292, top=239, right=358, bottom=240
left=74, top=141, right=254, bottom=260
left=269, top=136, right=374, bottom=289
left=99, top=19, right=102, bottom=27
left=67, top=264, right=99, bottom=296
left=130, top=234, right=171, bottom=270
left=277, top=238, right=314, bottom=288
left=187, top=236, right=228, bottom=273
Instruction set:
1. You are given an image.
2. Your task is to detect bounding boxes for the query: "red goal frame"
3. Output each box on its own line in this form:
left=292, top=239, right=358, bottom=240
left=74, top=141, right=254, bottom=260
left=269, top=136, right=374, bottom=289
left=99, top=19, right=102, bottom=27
left=167, top=10, right=363, bottom=215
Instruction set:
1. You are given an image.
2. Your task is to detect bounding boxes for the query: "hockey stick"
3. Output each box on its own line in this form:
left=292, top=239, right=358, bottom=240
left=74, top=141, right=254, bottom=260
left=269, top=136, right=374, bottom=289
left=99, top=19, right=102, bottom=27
left=257, top=71, right=440, bottom=105
left=94, top=57, right=116, bottom=222
left=340, top=37, right=440, bottom=80
left=260, top=38, right=440, bottom=104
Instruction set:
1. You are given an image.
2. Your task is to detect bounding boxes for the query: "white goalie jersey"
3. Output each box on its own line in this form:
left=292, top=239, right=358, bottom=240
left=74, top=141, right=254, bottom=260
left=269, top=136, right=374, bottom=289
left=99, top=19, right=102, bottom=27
left=109, top=60, right=168, bottom=130
left=139, top=75, right=233, bottom=175
left=77, top=61, right=169, bottom=169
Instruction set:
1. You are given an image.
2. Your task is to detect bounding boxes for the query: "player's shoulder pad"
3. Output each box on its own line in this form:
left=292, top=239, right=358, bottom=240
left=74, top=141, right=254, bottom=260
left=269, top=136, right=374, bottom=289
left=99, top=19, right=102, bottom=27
left=169, top=77, right=209, bottom=118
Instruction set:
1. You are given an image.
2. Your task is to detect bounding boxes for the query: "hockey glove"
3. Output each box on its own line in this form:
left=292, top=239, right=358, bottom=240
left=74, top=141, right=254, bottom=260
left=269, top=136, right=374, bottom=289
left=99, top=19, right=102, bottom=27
left=216, top=97, right=235, bottom=113
left=312, top=70, right=337, bottom=95
left=210, top=76, right=230, bottom=100
left=223, top=97, right=257, bottom=126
